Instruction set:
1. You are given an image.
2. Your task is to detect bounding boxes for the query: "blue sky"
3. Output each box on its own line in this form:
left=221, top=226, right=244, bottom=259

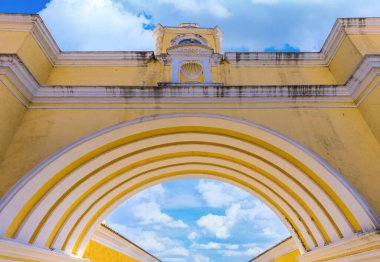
left=2, top=0, right=380, bottom=52
left=106, top=179, right=289, bottom=262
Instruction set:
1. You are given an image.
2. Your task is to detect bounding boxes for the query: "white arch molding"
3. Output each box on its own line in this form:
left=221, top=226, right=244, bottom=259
left=0, top=114, right=379, bottom=261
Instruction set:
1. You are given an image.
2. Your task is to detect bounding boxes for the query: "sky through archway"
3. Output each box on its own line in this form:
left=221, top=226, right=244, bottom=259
left=106, top=178, right=290, bottom=262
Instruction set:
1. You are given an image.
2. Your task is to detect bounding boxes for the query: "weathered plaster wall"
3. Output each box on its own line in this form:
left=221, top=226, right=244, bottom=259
left=1, top=106, right=380, bottom=217
left=358, top=82, right=380, bottom=144
left=328, top=36, right=362, bottom=84
left=0, top=80, right=26, bottom=166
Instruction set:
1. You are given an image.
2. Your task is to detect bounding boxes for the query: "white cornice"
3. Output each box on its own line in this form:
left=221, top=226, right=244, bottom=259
left=298, top=231, right=380, bottom=262
left=2, top=54, right=380, bottom=108
left=224, top=52, right=325, bottom=67
left=92, top=224, right=160, bottom=262
left=30, top=15, right=61, bottom=64
left=0, top=14, right=60, bottom=64
left=0, top=238, right=87, bottom=262
left=55, top=51, right=154, bottom=67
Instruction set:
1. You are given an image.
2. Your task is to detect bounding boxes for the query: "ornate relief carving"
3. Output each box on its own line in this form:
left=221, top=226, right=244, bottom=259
left=170, top=33, right=209, bottom=47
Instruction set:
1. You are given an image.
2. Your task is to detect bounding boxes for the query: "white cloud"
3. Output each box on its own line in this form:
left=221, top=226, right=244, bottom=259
left=106, top=223, right=166, bottom=252
left=39, top=0, right=155, bottom=51
left=164, top=258, right=187, bottom=262
left=187, top=231, right=198, bottom=241
left=192, top=242, right=240, bottom=251
left=197, top=200, right=289, bottom=241
left=251, top=0, right=279, bottom=4
left=192, top=242, right=222, bottom=250
left=156, top=0, right=230, bottom=18
left=197, top=203, right=240, bottom=239
left=158, top=246, right=190, bottom=257
left=107, top=222, right=190, bottom=255
left=132, top=201, right=188, bottom=228
left=196, top=179, right=249, bottom=208
left=192, top=254, right=210, bottom=262
left=106, top=179, right=289, bottom=261
left=218, top=246, right=264, bottom=257
left=251, top=0, right=337, bottom=5
left=225, top=244, right=239, bottom=250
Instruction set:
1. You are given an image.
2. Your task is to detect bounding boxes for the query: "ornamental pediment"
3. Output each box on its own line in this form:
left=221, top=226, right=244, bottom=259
left=167, top=44, right=214, bottom=58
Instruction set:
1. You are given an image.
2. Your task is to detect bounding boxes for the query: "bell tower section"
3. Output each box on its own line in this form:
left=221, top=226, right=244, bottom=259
left=153, top=23, right=223, bottom=84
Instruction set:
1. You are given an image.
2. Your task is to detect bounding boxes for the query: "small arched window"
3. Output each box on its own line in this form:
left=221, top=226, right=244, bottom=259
left=178, top=38, right=202, bottom=45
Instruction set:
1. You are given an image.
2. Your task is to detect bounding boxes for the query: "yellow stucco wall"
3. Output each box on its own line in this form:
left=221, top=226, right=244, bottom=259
left=222, top=66, right=337, bottom=85
left=0, top=79, right=27, bottom=165
left=272, top=250, right=301, bottom=262
left=0, top=31, right=28, bottom=53
left=358, top=82, right=380, bottom=144
left=1, top=28, right=379, bottom=87
left=2, top=24, right=380, bottom=87
left=83, top=240, right=139, bottom=262
left=328, top=36, right=362, bottom=84
left=348, top=35, right=380, bottom=56
left=17, top=34, right=53, bottom=84
left=1, top=106, right=380, bottom=217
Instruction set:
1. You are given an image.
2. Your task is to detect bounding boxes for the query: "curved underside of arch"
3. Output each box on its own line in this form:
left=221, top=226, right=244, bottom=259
left=0, top=114, right=378, bottom=258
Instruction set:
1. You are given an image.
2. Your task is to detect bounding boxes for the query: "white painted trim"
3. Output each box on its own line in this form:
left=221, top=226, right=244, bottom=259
left=0, top=238, right=87, bottom=262
left=298, top=231, right=380, bottom=262
left=1, top=54, right=380, bottom=108
left=1, top=14, right=380, bottom=107
left=55, top=51, right=154, bottom=67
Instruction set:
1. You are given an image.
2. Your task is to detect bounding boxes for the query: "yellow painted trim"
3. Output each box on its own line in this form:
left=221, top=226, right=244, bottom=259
left=9, top=126, right=357, bottom=243
left=71, top=170, right=310, bottom=254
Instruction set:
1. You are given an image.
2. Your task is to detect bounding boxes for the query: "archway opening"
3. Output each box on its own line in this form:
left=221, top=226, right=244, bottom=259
left=103, top=178, right=290, bottom=262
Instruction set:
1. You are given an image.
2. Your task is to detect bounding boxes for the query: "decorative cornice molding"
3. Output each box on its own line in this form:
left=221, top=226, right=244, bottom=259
left=30, top=15, right=61, bottom=64
left=1, top=54, right=380, bottom=108
left=224, top=52, right=325, bottom=67
left=0, top=238, right=87, bottom=262
left=55, top=51, right=154, bottom=67
left=298, top=231, right=380, bottom=262
left=1, top=14, right=380, bottom=108
left=0, top=14, right=60, bottom=64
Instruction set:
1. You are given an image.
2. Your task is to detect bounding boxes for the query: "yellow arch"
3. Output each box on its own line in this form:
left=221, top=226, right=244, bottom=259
left=0, top=114, right=378, bottom=258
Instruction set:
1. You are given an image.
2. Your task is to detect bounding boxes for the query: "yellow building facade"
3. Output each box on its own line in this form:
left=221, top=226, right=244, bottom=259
left=0, top=13, right=380, bottom=261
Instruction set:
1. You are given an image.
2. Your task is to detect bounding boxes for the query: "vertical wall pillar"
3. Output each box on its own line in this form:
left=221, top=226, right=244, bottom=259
left=172, top=59, right=179, bottom=83
left=202, top=59, right=212, bottom=83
